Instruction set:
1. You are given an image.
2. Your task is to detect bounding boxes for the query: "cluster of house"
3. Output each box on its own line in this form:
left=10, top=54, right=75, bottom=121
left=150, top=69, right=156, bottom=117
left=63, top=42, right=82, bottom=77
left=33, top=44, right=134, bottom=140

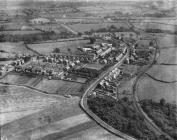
left=81, top=42, right=113, bottom=59
left=0, top=64, right=8, bottom=76
left=98, top=67, right=122, bottom=93
left=0, top=57, right=26, bottom=76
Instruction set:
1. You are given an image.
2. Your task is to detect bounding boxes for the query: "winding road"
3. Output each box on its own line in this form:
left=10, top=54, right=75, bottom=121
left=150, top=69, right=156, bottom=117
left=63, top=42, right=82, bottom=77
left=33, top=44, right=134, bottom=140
left=80, top=48, right=137, bottom=140
left=80, top=19, right=175, bottom=140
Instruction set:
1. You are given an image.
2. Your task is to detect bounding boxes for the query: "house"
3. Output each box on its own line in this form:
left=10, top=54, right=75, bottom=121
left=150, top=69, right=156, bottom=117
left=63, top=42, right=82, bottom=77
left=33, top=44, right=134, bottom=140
left=82, top=47, right=93, bottom=52
left=30, top=18, right=50, bottom=24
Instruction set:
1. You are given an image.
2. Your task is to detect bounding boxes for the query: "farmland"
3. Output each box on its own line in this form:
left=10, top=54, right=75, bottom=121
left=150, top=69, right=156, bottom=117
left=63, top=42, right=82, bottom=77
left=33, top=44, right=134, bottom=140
left=28, top=40, right=89, bottom=54
left=0, top=42, right=36, bottom=55
left=137, top=76, right=177, bottom=104
left=34, top=79, right=84, bottom=96
left=68, top=22, right=130, bottom=33
left=1, top=30, right=42, bottom=35
left=0, top=73, right=38, bottom=85
left=0, top=84, right=70, bottom=125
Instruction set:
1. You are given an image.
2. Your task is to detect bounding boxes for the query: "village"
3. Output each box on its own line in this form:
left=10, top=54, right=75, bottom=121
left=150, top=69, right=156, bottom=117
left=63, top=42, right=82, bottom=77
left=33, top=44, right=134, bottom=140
left=0, top=30, right=152, bottom=91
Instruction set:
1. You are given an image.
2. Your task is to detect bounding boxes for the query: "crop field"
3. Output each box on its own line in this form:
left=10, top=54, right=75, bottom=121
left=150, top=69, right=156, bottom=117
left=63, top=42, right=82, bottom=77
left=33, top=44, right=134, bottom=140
left=60, top=125, right=122, bottom=140
left=137, top=76, right=177, bottom=104
left=34, top=79, right=84, bottom=96
left=28, top=40, right=89, bottom=54
left=68, top=22, right=129, bottom=33
left=0, top=84, right=68, bottom=125
left=0, top=42, right=36, bottom=55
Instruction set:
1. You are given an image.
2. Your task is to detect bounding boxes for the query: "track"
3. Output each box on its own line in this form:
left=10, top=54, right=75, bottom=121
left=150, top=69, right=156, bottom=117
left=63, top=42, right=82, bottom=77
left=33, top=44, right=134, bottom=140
left=80, top=49, right=137, bottom=140
left=129, top=21, right=174, bottom=139
left=145, top=73, right=177, bottom=83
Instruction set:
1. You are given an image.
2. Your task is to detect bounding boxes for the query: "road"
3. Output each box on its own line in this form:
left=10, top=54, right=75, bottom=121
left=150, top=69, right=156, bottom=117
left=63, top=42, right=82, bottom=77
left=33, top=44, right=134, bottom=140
left=128, top=20, right=174, bottom=139
left=60, top=24, right=78, bottom=35
left=80, top=48, right=137, bottom=140
left=80, top=20, right=174, bottom=139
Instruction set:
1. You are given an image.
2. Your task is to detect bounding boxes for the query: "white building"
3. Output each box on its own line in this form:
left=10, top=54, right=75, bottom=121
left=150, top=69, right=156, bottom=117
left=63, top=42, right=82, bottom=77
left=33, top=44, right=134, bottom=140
left=30, top=18, right=50, bottom=24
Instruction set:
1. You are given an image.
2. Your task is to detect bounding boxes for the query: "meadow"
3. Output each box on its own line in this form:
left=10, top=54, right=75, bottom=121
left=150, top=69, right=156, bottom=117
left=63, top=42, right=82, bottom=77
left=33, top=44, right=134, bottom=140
left=0, top=42, right=36, bottom=55
left=28, top=39, right=89, bottom=54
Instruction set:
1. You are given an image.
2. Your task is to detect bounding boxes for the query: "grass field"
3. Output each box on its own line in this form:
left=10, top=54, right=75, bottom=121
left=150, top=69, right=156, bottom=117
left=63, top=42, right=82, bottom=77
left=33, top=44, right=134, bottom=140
left=0, top=73, right=39, bottom=86
left=28, top=40, right=89, bottom=54
left=32, top=24, right=67, bottom=33
left=158, top=48, right=177, bottom=64
left=148, top=65, right=177, bottom=82
left=138, top=76, right=177, bottom=104
left=0, top=42, right=36, bottom=55
left=68, top=22, right=129, bottom=33
left=133, top=22, right=177, bottom=32
left=34, top=79, right=84, bottom=96
left=1, top=30, right=42, bottom=35
left=156, top=34, right=177, bottom=49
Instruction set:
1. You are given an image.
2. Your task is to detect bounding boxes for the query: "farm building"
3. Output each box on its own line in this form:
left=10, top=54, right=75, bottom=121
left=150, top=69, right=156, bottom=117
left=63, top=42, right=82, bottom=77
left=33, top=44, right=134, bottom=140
left=30, top=18, right=50, bottom=24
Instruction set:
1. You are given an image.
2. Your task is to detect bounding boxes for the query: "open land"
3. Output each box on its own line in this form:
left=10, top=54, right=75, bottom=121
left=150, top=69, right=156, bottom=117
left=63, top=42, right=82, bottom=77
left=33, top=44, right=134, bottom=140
left=0, top=0, right=177, bottom=140
left=0, top=42, right=36, bottom=55
left=28, top=40, right=89, bottom=54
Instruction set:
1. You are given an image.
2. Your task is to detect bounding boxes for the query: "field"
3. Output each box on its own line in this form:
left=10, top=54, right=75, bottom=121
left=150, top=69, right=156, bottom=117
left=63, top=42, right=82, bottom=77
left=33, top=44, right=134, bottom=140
left=0, top=42, right=36, bottom=55
left=138, top=34, right=177, bottom=104
left=1, top=30, right=42, bottom=35
left=0, top=84, right=69, bottom=125
left=133, top=21, right=177, bottom=32
left=147, top=65, right=177, bottom=82
left=78, top=3, right=141, bottom=17
left=0, top=73, right=40, bottom=86
left=34, top=79, right=84, bottom=96
left=137, top=76, right=177, bottom=104
left=68, top=22, right=129, bottom=33
left=28, top=40, right=89, bottom=54
left=32, top=24, right=67, bottom=33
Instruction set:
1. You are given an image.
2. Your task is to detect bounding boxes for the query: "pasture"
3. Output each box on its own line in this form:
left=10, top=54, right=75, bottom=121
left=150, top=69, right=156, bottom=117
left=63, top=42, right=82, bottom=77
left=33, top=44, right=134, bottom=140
left=0, top=73, right=39, bottom=86
left=28, top=40, right=89, bottom=54
left=147, top=65, right=177, bottom=82
left=34, top=79, right=84, bottom=96
left=138, top=76, right=177, bottom=104
left=0, top=42, right=36, bottom=55
left=1, top=30, right=42, bottom=35
left=68, top=22, right=129, bottom=33
left=157, top=48, right=177, bottom=64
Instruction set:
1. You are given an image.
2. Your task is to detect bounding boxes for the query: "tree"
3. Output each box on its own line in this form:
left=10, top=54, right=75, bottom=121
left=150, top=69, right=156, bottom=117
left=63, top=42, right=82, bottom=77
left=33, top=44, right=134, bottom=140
left=89, top=37, right=96, bottom=44
left=52, top=48, right=60, bottom=53
left=160, top=98, right=166, bottom=106
left=77, top=32, right=82, bottom=36
left=67, top=48, right=71, bottom=53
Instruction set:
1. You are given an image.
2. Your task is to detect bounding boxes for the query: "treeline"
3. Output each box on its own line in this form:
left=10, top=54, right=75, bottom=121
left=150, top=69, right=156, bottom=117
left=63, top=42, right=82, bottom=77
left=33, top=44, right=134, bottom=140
left=0, top=31, right=74, bottom=43
left=141, top=99, right=177, bottom=139
left=145, top=28, right=177, bottom=34
left=85, top=25, right=133, bottom=34
left=87, top=96, right=167, bottom=140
